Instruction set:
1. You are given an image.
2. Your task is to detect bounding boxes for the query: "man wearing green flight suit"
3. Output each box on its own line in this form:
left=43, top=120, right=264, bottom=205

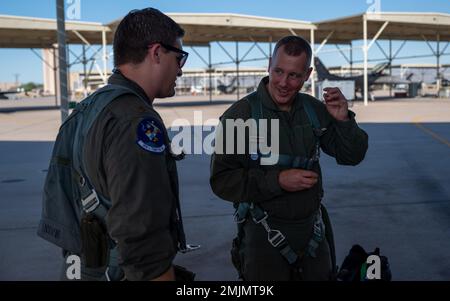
left=210, top=36, right=368, bottom=281
left=51, top=8, right=193, bottom=281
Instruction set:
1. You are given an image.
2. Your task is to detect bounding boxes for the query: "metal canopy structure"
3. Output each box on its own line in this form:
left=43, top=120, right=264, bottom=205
left=315, top=12, right=450, bottom=43
left=0, top=14, right=111, bottom=48
left=315, top=12, right=450, bottom=105
left=108, top=13, right=317, bottom=99
left=0, top=14, right=112, bottom=117
left=0, top=11, right=449, bottom=111
left=0, top=13, right=316, bottom=104
left=108, top=13, right=316, bottom=46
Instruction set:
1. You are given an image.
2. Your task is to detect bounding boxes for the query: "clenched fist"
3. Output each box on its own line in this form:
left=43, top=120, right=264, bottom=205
left=278, top=169, right=319, bottom=192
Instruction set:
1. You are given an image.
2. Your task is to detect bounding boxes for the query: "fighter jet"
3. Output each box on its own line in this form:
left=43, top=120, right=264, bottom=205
left=314, top=57, right=396, bottom=91
left=0, top=90, right=19, bottom=100
left=217, top=77, right=237, bottom=94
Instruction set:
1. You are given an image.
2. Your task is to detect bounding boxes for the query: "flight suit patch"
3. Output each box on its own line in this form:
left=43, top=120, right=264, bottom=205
left=136, top=118, right=166, bottom=153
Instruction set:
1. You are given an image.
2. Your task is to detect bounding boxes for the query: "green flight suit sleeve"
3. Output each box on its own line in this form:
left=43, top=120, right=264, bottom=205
left=210, top=100, right=284, bottom=203
left=311, top=97, right=369, bottom=166
left=102, top=113, right=177, bottom=281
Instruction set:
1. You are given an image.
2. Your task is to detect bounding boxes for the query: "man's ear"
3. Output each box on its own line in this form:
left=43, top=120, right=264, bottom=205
left=304, top=67, right=313, bottom=81
left=148, top=44, right=161, bottom=64
left=267, top=57, right=272, bottom=73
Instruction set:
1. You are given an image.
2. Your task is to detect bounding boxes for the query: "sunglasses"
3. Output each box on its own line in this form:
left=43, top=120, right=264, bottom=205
left=148, top=42, right=189, bottom=68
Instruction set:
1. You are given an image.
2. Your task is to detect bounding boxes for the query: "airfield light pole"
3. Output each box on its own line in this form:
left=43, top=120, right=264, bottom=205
left=13, top=73, right=20, bottom=89
left=56, top=0, right=69, bottom=121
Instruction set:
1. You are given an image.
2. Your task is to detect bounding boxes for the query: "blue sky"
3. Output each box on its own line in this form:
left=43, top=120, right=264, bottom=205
left=0, top=0, right=449, bottom=84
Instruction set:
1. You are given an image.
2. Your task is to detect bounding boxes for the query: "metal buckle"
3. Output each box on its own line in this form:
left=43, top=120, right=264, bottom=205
left=104, top=267, right=126, bottom=281
left=233, top=211, right=246, bottom=224
left=179, top=244, right=201, bottom=254
left=252, top=211, right=268, bottom=224
left=105, top=267, right=112, bottom=282
left=313, top=128, right=327, bottom=137
left=81, top=190, right=100, bottom=213
left=312, top=211, right=325, bottom=238
left=258, top=218, right=286, bottom=248
left=268, top=229, right=286, bottom=248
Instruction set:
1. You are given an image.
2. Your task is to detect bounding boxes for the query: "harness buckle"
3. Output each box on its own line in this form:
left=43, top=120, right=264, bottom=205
left=234, top=211, right=246, bottom=224
left=104, top=266, right=125, bottom=281
left=312, top=222, right=323, bottom=239
left=252, top=211, right=268, bottom=224
left=268, top=229, right=286, bottom=248
left=313, top=128, right=327, bottom=137
left=81, top=190, right=100, bottom=213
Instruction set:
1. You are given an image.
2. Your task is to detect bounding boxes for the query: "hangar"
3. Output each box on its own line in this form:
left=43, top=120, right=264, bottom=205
left=0, top=10, right=449, bottom=120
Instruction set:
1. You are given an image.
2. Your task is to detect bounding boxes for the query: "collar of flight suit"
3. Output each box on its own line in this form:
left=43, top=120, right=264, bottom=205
left=256, top=76, right=304, bottom=114
left=107, top=70, right=153, bottom=106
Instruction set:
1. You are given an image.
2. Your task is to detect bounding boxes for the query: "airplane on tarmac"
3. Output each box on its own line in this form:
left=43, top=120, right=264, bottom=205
left=217, top=77, right=237, bottom=94
left=190, top=85, right=203, bottom=95
left=313, top=57, right=413, bottom=91
left=0, top=90, right=19, bottom=100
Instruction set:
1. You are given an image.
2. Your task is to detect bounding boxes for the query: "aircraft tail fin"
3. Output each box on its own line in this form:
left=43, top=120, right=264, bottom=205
left=314, top=57, right=332, bottom=80
left=371, top=62, right=390, bottom=75
left=406, top=73, right=414, bottom=81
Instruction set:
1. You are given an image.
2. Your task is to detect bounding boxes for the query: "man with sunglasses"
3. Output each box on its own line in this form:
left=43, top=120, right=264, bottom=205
left=61, top=8, right=190, bottom=281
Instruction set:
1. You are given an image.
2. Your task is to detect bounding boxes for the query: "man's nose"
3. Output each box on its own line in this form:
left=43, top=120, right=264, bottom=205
left=279, top=75, right=288, bottom=87
left=177, top=67, right=183, bottom=77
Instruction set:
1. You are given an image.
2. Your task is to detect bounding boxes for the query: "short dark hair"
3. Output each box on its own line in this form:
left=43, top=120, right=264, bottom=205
left=272, top=35, right=312, bottom=68
left=113, top=8, right=185, bottom=66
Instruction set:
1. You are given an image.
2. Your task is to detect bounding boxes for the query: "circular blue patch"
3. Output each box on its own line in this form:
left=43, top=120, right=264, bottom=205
left=136, top=118, right=166, bottom=153
left=250, top=153, right=259, bottom=161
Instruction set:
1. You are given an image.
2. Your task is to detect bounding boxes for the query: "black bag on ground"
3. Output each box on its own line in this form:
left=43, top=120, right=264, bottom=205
left=337, top=244, right=392, bottom=281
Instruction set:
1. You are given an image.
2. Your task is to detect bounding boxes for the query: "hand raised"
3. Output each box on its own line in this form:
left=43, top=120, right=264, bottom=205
left=323, top=87, right=349, bottom=121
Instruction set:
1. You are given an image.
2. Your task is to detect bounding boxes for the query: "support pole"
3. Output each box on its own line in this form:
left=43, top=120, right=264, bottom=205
left=367, top=21, right=389, bottom=50
left=102, top=29, right=107, bottom=84
left=436, top=33, right=441, bottom=94
left=269, top=36, right=273, bottom=58
left=315, top=31, right=334, bottom=54
left=209, top=44, right=212, bottom=103
left=53, top=47, right=58, bottom=107
left=389, top=39, right=392, bottom=97
left=363, top=19, right=388, bottom=104
left=56, top=0, right=69, bottom=121
left=82, top=45, right=88, bottom=97
left=350, top=42, right=353, bottom=76
left=67, top=45, right=71, bottom=99
left=310, top=29, right=315, bottom=97
left=236, top=41, right=240, bottom=100
left=363, top=14, right=369, bottom=106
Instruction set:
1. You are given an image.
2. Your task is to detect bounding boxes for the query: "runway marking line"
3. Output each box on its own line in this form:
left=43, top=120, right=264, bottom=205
left=412, top=117, right=450, bottom=149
